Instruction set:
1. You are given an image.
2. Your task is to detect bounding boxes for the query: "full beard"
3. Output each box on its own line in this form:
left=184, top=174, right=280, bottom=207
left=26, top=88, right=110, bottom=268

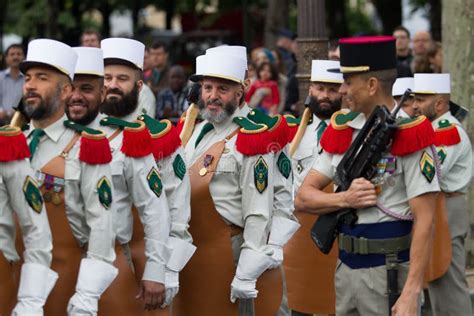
left=66, top=103, right=100, bottom=126
left=198, top=97, right=238, bottom=124
left=100, top=84, right=139, bottom=118
left=308, top=96, right=342, bottom=120
left=23, top=86, right=62, bottom=120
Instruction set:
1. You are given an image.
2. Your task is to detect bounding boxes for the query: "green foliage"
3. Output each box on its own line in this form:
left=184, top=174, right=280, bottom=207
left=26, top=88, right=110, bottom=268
left=346, top=1, right=379, bottom=35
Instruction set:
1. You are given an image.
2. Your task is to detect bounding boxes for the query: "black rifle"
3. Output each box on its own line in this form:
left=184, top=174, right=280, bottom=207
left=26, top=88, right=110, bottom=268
left=310, top=89, right=413, bottom=254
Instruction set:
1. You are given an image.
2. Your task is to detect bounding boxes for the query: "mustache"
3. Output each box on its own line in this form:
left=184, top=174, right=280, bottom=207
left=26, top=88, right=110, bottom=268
left=106, top=88, right=124, bottom=97
left=24, top=91, right=42, bottom=98
left=206, top=98, right=223, bottom=107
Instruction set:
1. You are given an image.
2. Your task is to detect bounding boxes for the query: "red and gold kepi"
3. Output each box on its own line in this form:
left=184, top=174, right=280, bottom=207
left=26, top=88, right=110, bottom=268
left=329, top=36, right=397, bottom=74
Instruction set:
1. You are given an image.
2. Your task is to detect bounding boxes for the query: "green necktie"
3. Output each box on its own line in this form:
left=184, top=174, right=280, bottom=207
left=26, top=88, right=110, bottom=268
left=195, top=123, right=214, bottom=148
left=29, top=128, right=45, bottom=160
left=316, top=120, right=327, bottom=144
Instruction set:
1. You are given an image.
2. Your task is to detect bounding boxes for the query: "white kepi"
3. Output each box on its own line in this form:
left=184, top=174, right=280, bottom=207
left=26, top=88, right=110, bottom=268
left=392, top=77, right=414, bottom=97
left=190, top=52, right=246, bottom=84
left=101, top=38, right=145, bottom=70
left=20, top=39, right=78, bottom=80
left=413, top=73, right=451, bottom=95
left=73, top=47, right=104, bottom=77
left=206, top=45, right=248, bottom=68
left=310, top=60, right=343, bottom=84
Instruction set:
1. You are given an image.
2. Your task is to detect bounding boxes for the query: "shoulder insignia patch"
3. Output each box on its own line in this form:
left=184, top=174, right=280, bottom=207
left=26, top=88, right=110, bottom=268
left=97, top=176, right=112, bottom=209
left=254, top=156, right=269, bottom=193
left=173, top=154, right=186, bottom=180
left=23, top=176, right=43, bottom=214
left=147, top=167, right=163, bottom=198
left=419, top=151, right=435, bottom=183
left=277, top=151, right=291, bottom=179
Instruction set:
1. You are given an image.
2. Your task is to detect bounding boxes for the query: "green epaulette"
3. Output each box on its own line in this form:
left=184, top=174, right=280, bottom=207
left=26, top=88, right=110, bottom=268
left=330, top=110, right=360, bottom=128
left=247, top=109, right=279, bottom=129
left=233, top=116, right=268, bottom=134
left=100, top=116, right=141, bottom=129
left=284, top=114, right=301, bottom=127
left=137, top=114, right=171, bottom=136
left=64, top=120, right=102, bottom=135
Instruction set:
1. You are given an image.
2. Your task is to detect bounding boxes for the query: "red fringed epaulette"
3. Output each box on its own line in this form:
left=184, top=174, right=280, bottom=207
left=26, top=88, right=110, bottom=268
left=121, top=121, right=152, bottom=157
left=266, top=115, right=290, bottom=152
left=319, top=111, right=359, bottom=154
left=79, top=131, right=112, bottom=164
left=0, top=126, right=30, bottom=161
left=434, top=119, right=461, bottom=146
left=233, top=117, right=273, bottom=156
left=138, top=114, right=181, bottom=160
left=150, top=121, right=181, bottom=160
left=391, top=115, right=435, bottom=156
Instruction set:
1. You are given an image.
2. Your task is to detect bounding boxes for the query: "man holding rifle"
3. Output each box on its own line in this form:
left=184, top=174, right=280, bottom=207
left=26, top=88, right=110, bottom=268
left=296, top=36, right=440, bottom=315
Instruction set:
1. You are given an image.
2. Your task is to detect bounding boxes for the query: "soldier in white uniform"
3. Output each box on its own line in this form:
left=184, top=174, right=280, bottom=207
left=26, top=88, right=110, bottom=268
left=412, top=73, right=473, bottom=316
left=20, top=39, right=117, bottom=315
left=0, top=126, right=57, bottom=316
left=296, top=36, right=440, bottom=316
left=284, top=60, right=343, bottom=316
left=98, top=38, right=171, bottom=311
left=177, top=49, right=280, bottom=316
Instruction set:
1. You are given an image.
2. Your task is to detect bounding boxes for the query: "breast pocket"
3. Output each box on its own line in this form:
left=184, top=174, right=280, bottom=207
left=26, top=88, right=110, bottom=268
left=110, top=160, right=124, bottom=177
left=64, top=159, right=81, bottom=181
left=215, top=154, right=238, bottom=175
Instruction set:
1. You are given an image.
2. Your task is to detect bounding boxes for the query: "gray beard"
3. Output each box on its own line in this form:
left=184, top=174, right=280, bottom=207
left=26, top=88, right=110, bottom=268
left=24, top=86, right=62, bottom=120
left=198, top=98, right=238, bottom=124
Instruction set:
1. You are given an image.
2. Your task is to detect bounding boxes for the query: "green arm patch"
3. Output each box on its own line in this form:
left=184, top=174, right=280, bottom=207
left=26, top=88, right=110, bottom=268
left=97, top=176, right=112, bottom=209
left=147, top=167, right=163, bottom=198
left=254, top=156, right=269, bottom=193
left=233, top=117, right=268, bottom=134
left=277, top=152, right=292, bottom=179
left=23, top=176, right=43, bottom=214
left=420, top=151, right=436, bottom=183
left=172, top=154, right=186, bottom=180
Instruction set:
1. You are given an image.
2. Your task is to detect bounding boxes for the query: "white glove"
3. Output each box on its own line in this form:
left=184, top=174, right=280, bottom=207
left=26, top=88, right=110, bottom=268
left=229, top=248, right=274, bottom=303
left=268, top=217, right=300, bottom=247
left=230, top=277, right=258, bottom=303
left=12, top=263, right=58, bottom=316
left=160, top=269, right=179, bottom=308
left=67, top=258, right=118, bottom=316
left=268, top=245, right=283, bottom=269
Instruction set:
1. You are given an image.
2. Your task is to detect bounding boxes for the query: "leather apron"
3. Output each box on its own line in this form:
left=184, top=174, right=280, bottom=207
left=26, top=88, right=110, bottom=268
left=40, top=133, right=84, bottom=315
left=0, top=252, right=20, bottom=316
left=172, top=135, right=239, bottom=315
left=99, top=128, right=150, bottom=315
left=424, top=192, right=452, bottom=283
left=284, top=185, right=337, bottom=314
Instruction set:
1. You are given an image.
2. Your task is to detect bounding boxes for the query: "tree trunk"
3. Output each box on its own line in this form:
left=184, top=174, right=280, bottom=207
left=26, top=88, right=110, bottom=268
left=264, top=0, right=290, bottom=49
left=99, top=3, right=112, bottom=38
left=0, top=0, right=8, bottom=53
left=47, top=0, right=60, bottom=39
left=371, top=0, right=402, bottom=35
left=429, top=0, right=442, bottom=41
left=442, top=0, right=474, bottom=263
left=164, top=0, right=176, bottom=30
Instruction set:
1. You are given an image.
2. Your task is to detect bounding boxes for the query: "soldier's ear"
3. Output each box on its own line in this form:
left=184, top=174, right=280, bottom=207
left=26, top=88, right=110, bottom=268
left=60, top=82, right=73, bottom=102
left=367, top=77, right=378, bottom=97
left=136, top=80, right=143, bottom=93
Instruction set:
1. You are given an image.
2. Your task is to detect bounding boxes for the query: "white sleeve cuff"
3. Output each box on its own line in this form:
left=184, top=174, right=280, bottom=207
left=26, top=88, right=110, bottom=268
left=268, top=217, right=301, bottom=247
left=166, top=237, right=196, bottom=272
